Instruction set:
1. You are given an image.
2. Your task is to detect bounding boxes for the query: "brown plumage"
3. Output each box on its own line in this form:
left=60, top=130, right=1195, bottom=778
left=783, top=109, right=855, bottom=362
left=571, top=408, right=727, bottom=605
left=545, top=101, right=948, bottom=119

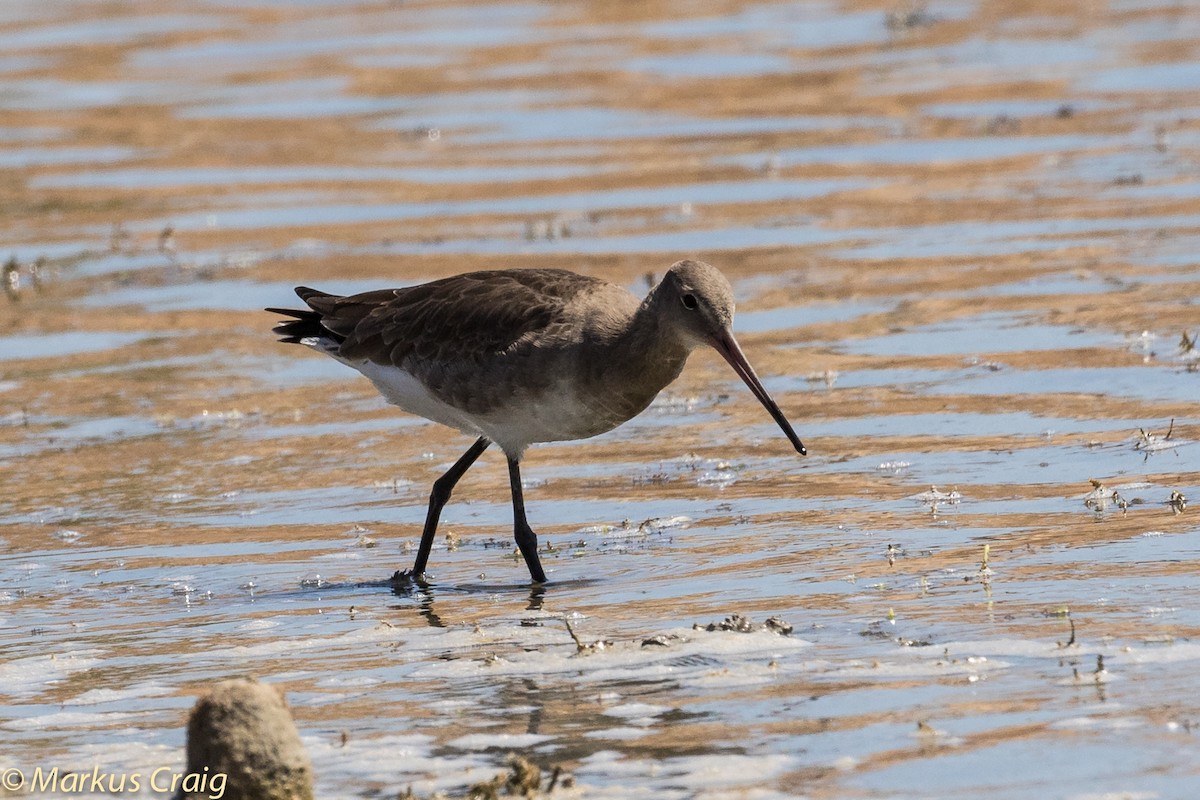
left=267, top=260, right=805, bottom=584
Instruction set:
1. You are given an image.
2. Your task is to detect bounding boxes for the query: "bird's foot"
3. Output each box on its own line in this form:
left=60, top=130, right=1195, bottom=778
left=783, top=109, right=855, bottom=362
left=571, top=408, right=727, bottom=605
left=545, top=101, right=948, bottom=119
left=390, top=569, right=430, bottom=587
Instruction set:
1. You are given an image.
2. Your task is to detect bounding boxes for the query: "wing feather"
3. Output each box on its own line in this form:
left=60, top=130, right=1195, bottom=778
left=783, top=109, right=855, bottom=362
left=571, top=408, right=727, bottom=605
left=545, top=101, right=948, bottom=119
left=334, top=270, right=599, bottom=367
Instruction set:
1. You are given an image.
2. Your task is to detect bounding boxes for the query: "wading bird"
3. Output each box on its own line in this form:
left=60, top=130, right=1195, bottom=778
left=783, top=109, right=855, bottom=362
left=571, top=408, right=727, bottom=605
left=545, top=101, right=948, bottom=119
left=268, top=260, right=805, bottom=583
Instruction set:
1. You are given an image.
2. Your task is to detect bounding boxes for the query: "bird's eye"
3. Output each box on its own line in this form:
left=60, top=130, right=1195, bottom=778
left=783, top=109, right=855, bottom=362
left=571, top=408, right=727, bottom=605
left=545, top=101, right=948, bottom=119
left=681, top=293, right=699, bottom=310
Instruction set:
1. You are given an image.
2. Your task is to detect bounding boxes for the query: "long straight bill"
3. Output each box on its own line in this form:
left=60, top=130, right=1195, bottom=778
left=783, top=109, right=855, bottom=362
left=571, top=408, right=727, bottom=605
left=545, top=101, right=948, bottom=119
left=713, top=330, right=806, bottom=455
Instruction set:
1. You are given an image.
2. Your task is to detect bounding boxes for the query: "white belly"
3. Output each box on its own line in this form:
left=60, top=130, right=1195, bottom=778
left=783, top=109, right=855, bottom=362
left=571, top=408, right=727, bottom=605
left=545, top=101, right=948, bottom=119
left=351, top=358, right=622, bottom=456
left=354, top=359, right=485, bottom=437
left=306, top=337, right=640, bottom=456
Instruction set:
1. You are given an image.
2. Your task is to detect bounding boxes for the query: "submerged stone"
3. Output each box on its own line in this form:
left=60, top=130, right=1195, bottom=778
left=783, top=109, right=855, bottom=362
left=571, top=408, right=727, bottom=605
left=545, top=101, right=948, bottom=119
left=179, top=677, right=314, bottom=800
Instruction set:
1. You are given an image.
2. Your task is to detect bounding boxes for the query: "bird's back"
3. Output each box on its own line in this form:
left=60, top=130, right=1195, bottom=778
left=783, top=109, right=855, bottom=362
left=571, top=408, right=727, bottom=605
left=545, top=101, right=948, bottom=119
left=270, top=269, right=646, bottom=449
left=340, top=269, right=609, bottom=367
left=275, top=269, right=610, bottom=354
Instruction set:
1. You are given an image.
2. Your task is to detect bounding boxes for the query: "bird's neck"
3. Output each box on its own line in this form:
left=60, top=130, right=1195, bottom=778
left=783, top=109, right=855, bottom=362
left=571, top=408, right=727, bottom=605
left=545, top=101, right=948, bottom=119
left=603, top=288, right=692, bottom=396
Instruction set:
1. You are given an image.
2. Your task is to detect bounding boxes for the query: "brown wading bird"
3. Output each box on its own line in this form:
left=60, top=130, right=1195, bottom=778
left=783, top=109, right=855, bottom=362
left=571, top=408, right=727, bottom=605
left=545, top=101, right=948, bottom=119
left=267, top=260, right=805, bottom=584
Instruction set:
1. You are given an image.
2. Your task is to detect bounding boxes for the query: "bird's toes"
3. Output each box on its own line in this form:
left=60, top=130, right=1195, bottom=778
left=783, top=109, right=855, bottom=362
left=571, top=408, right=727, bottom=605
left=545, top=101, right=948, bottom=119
left=390, top=568, right=429, bottom=587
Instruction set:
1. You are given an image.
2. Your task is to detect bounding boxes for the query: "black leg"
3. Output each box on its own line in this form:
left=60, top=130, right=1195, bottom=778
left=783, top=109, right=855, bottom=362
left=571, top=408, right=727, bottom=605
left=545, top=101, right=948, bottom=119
left=507, top=457, right=548, bottom=583
left=394, top=437, right=490, bottom=582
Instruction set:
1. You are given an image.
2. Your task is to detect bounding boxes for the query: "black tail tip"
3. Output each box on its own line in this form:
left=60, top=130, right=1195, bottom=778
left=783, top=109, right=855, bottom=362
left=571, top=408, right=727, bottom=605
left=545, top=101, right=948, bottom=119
left=267, top=307, right=326, bottom=343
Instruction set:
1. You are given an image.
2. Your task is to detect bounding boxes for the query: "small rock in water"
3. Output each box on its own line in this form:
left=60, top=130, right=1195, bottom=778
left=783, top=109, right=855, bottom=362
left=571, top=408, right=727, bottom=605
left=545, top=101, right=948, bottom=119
left=181, top=677, right=314, bottom=800
left=694, top=613, right=793, bottom=635
left=915, top=486, right=962, bottom=504
left=637, top=515, right=691, bottom=534
left=465, top=754, right=564, bottom=799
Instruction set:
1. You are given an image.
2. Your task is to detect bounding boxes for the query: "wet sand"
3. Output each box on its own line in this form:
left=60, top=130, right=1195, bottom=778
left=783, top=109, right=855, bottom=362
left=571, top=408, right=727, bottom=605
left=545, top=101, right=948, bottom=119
left=2, top=1, right=1199, bottom=798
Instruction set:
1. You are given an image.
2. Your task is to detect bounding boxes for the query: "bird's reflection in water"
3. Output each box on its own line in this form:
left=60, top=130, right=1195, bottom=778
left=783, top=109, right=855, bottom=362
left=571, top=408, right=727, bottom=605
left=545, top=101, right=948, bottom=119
left=389, top=579, right=549, bottom=628
left=389, top=577, right=444, bottom=628
left=527, top=583, right=546, bottom=612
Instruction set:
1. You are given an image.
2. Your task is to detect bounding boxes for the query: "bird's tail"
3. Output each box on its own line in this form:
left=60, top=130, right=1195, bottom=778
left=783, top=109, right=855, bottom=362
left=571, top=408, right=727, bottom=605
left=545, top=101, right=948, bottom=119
left=266, top=287, right=343, bottom=344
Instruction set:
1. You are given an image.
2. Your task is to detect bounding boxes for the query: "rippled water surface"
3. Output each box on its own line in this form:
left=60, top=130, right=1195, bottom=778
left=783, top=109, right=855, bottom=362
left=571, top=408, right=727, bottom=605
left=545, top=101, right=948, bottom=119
left=2, top=1, right=1200, bottom=798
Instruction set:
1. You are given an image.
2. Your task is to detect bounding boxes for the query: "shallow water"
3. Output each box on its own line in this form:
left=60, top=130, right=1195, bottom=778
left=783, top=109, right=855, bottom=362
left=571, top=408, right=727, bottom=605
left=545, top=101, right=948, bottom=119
left=2, top=1, right=1200, bottom=798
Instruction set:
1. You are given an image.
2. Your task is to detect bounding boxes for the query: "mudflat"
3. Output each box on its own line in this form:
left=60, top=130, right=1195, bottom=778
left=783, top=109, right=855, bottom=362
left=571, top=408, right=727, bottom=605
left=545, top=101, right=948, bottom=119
left=2, top=1, right=1198, bottom=798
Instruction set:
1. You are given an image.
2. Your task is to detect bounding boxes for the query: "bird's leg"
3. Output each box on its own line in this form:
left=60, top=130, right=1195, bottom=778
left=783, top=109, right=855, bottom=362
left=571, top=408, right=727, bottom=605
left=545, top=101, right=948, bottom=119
left=393, top=437, right=490, bottom=583
left=507, top=457, right=548, bottom=583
